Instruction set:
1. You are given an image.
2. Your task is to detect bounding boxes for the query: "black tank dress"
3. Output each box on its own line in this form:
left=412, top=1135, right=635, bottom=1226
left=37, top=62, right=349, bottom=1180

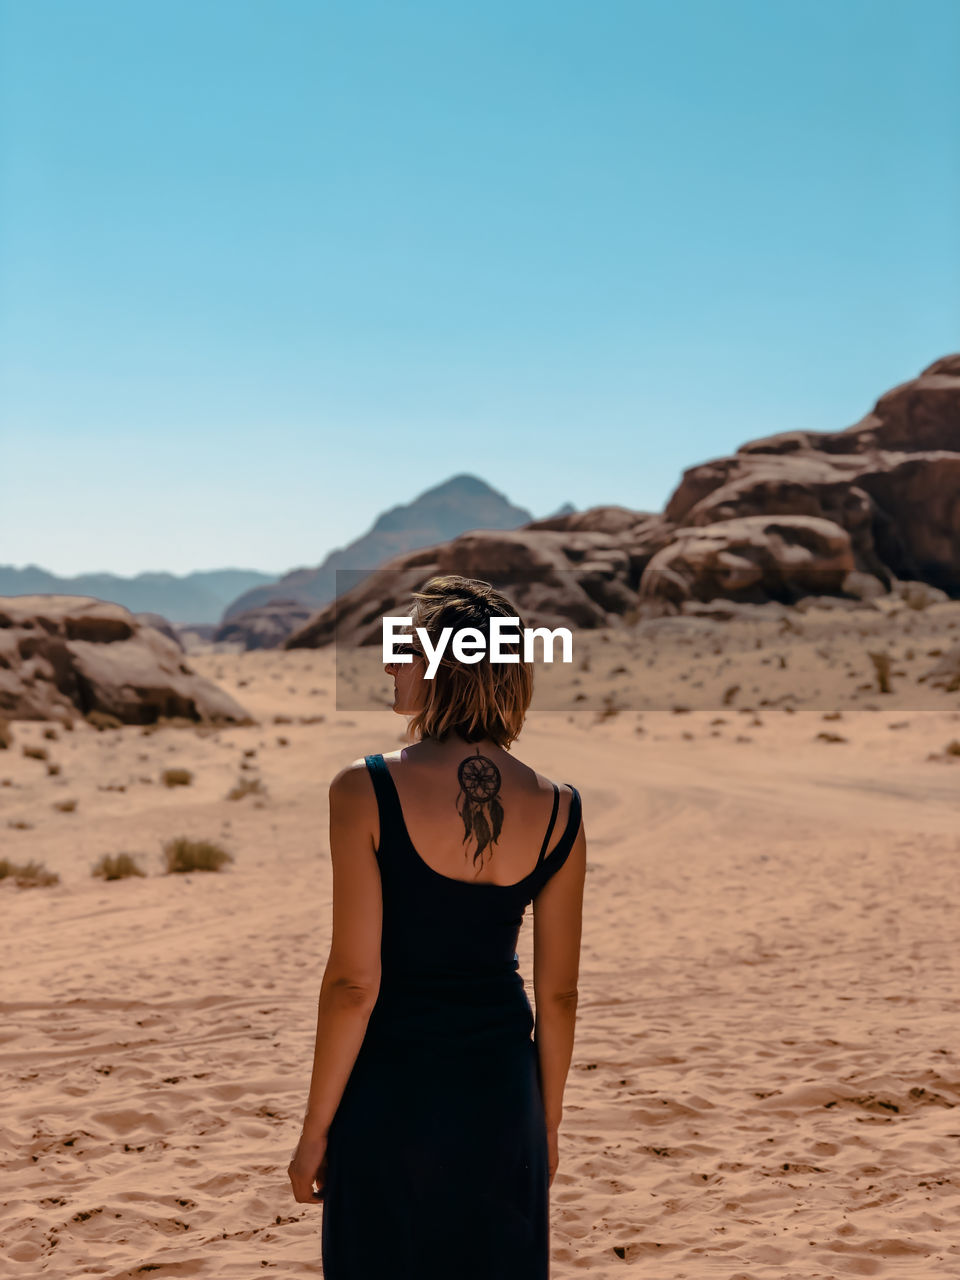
left=320, top=752, right=583, bottom=1280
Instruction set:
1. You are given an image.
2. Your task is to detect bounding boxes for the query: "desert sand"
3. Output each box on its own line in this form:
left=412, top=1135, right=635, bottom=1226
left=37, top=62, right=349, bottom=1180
left=2, top=607, right=959, bottom=1278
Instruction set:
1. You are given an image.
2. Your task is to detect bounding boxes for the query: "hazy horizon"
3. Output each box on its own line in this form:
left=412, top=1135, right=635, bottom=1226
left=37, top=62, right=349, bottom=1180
left=2, top=0, right=958, bottom=576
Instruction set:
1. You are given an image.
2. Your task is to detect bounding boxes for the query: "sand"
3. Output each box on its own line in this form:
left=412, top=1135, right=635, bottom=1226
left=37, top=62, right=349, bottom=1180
left=2, top=607, right=959, bottom=1278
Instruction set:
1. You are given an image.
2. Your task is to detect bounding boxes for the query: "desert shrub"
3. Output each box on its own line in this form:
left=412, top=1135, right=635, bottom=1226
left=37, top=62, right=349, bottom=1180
left=43, top=727, right=59, bottom=741
left=162, top=837, right=234, bottom=874
left=161, top=767, right=194, bottom=788
left=87, top=711, right=123, bottom=731
left=0, top=719, right=12, bottom=750
left=868, top=650, right=892, bottom=694
left=53, top=798, right=78, bottom=812
left=92, top=852, right=147, bottom=880
left=22, top=745, right=48, bottom=761
left=46, top=762, right=61, bottom=776
left=596, top=693, right=622, bottom=721
left=226, top=775, right=267, bottom=801
left=0, top=859, right=60, bottom=888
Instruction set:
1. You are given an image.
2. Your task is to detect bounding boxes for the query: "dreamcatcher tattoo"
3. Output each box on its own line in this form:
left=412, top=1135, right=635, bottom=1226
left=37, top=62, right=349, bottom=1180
left=456, top=748, right=504, bottom=868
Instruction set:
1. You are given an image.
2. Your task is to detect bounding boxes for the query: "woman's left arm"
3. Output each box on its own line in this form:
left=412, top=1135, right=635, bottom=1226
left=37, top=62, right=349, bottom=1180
left=288, top=760, right=382, bottom=1204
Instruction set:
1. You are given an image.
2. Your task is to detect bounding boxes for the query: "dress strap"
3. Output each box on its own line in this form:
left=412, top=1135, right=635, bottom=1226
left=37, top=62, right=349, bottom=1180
left=364, top=753, right=404, bottom=848
left=534, top=784, right=561, bottom=869
left=531, top=785, right=582, bottom=887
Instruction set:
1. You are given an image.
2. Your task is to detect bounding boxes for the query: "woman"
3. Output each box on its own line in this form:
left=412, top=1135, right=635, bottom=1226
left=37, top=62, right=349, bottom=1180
left=288, top=574, right=586, bottom=1279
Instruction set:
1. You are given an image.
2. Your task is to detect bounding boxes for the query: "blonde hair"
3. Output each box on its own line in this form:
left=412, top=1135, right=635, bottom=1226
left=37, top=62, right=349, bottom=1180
left=404, top=575, right=533, bottom=748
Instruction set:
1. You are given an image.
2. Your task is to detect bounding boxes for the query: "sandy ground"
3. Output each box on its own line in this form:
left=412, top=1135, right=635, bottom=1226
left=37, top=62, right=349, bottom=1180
left=2, top=606, right=960, bottom=1278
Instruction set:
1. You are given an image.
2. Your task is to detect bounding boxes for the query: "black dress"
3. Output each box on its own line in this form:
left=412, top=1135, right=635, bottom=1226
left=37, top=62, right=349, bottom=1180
left=320, top=752, right=583, bottom=1280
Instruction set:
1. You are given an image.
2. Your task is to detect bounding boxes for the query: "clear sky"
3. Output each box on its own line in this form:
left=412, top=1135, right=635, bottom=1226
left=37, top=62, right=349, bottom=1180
left=1, top=0, right=957, bottom=577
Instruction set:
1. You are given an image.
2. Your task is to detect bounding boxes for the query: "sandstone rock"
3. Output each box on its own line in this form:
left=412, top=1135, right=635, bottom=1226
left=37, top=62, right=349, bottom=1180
left=285, top=518, right=663, bottom=650
left=890, top=580, right=951, bottom=610
left=663, top=355, right=960, bottom=595
left=0, top=596, right=253, bottom=724
left=215, top=600, right=317, bottom=651
left=637, top=516, right=855, bottom=606
left=266, top=356, right=960, bottom=649
left=133, top=612, right=184, bottom=647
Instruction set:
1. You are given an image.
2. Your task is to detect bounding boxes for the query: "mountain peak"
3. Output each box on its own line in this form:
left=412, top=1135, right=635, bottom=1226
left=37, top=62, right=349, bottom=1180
left=415, top=473, right=510, bottom=502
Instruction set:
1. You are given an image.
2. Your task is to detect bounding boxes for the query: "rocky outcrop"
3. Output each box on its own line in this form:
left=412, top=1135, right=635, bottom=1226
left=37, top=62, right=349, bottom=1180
left=659, top=355, right=960, bottom=600
left=0, top=596, right=253, bottom=723
left=133, top=612, right=184, bottom=647
left=638, top=515, right=856, bottom=606
left=283, top=354, right=959, bottom=647
left=285, top=520, right=674, bottom=650
left=215, top=599, right=317, bottom=651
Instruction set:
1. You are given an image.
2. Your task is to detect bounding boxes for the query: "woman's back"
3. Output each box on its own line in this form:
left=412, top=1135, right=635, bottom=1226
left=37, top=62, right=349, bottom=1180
left=361, top=749, right=582, bottom=1050
left=373, top=746, right=579, bottom=887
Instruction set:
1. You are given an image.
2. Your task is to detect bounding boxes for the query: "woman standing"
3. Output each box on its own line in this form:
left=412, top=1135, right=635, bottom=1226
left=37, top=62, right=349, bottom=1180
left=288, top=575, right=586, bottom=1279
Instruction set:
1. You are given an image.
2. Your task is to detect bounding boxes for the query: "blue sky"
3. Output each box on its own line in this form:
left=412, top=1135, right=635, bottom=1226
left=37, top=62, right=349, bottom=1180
left=1, top=0, right=957, bottom=577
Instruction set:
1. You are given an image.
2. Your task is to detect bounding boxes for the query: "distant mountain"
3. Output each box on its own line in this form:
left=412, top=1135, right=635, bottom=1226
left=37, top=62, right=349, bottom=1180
left=543, top=501, right=577, bottom=520
left=219, top=474, right=534, bottom=625
left=0, top=565, right=276, bottom=625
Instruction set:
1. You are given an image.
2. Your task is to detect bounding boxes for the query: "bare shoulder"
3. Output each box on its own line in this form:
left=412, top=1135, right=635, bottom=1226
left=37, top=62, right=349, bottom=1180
left=526, top=764, right=579, bottom=823
left=328, top=758, right=378, bottom=851
left=329, top=756, right=374, bottom=802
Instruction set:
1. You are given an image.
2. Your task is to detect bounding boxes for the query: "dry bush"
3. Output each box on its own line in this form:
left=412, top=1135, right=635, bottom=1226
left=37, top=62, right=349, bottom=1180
left=868, top=650, right=892, bottom=693
left=161, top=767, right=194, bottom=788
left=42, top=727, right=59, bottom=741
left=46, top=762, right=61, bottom=776
left=53, top=798, right=78, bottom=812
left=87, top=711, right=123, bottom=731
left=92, top=852, right=147, bottom=880
left=0, top=858, right=60, bottom=888
left=162, top=837, right=234, bottom=874
left=595, top=693, right=622, bottom=721
left=226, top=775, right=267, bottom=801
left=0, top=719, right=12, bottom=750
left=22, top=744, right=48, bottom=761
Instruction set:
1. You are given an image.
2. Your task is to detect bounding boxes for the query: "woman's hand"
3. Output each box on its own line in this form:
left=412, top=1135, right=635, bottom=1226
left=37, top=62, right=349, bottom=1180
left=288, top=1129, right=329, bottom=1204
left=547, top=1126, right=559, bottom=1187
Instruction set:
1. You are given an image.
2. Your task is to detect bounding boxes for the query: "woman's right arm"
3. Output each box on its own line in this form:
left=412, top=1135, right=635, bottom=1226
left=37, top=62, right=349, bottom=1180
left=532, top=795, right=586, bottom=1186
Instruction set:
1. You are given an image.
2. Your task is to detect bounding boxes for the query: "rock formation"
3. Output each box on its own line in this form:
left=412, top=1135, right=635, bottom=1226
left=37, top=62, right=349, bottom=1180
left=284, top=354, right=960, bottom=649
left=0, top=596, right=252, bottom=724
left=214, top=599, right=317, bottom=651
left=661, top=354, right=960, bottom=599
